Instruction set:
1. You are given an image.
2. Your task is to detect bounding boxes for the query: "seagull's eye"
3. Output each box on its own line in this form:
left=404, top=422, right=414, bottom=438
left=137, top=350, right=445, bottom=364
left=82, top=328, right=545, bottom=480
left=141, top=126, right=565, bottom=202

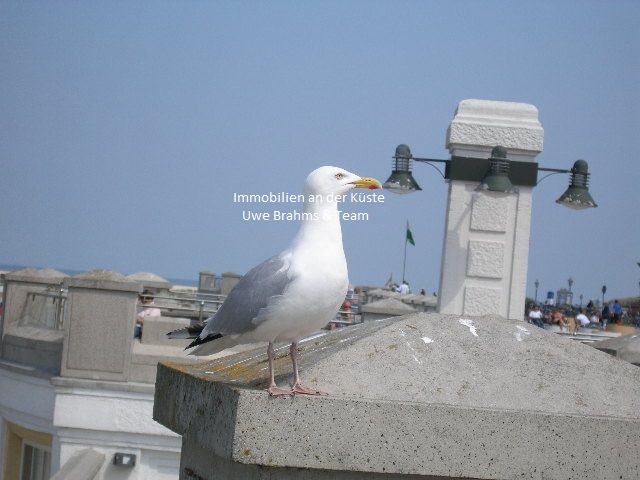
left=334, top=172, right=345, bottom=180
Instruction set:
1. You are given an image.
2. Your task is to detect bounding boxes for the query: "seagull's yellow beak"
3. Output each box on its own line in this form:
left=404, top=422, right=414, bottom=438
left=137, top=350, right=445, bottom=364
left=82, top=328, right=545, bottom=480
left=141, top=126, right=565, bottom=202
left=349, top=177, right=382, bottom=190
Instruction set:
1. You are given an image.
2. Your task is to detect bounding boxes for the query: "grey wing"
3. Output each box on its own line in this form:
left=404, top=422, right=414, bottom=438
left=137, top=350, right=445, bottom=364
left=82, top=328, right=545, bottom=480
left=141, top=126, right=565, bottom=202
left=199, top=253, right=292, bottom=337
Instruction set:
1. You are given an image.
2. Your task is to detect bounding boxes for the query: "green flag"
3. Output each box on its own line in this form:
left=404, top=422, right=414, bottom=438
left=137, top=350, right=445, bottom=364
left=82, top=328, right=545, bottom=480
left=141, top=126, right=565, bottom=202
left=406, top=222, right=415, bottom=246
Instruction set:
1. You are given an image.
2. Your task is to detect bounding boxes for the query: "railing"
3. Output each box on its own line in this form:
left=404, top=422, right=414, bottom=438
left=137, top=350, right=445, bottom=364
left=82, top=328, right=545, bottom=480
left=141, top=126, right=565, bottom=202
left=329, top=308, right=362, bottom=327
left=138, top=292, right=226, bottom=322
left=24, top=289, right=67, bottom=330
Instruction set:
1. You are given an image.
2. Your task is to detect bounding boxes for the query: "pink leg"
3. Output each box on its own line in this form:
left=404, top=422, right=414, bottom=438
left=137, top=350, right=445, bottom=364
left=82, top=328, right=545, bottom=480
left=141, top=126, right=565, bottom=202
left=290, top=342, right=327, bottom=396
left=267, top=342, right=292, bottom=396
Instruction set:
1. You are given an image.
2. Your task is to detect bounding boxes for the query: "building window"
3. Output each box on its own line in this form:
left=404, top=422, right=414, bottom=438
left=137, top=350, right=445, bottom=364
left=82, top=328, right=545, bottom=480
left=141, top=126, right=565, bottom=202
left=20, top=442, right=51, bottom=480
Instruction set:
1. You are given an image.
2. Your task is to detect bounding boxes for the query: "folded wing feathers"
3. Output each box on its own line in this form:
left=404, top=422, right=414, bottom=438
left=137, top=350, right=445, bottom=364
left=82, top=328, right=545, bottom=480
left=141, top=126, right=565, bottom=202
left=166, top=323, right=206, bottom=340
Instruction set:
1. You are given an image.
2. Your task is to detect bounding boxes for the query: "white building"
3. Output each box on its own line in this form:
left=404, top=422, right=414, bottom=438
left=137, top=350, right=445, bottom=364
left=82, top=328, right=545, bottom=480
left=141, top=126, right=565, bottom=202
left=0, top=268, right=200, bottom=480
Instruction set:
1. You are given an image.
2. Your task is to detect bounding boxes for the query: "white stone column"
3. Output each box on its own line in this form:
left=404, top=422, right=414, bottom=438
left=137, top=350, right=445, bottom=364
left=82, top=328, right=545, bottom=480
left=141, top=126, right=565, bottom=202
left=437, top=99, right=543, bottom=320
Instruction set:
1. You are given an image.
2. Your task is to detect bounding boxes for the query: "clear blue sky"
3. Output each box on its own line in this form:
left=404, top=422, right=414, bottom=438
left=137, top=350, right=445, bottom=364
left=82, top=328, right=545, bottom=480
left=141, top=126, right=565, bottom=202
left=1, top=1, right=638, bottom=302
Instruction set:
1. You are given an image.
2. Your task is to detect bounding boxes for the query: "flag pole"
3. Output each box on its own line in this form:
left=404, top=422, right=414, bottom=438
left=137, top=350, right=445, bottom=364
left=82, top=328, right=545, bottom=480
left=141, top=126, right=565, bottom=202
left=402, top=239, right=407, bottom=283
left=402, top=221, right=408, bottom=283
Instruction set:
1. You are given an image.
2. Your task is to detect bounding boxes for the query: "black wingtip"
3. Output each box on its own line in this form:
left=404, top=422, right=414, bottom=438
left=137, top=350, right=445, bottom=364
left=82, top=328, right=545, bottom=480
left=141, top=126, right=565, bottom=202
left=185, top=333, right=224, bottom=350
left=167, top=323, right=207, bottom=340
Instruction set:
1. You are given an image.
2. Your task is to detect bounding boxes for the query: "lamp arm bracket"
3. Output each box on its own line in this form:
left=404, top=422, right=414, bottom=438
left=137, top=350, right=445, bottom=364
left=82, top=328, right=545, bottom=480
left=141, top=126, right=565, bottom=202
left=412, top=157, right=448, bottom=178
left=536, top=166, right=571, bottom=185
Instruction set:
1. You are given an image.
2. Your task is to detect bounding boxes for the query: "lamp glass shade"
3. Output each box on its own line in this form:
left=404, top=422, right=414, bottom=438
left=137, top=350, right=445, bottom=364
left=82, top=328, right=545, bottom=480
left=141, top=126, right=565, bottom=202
left=478, top=173, right=515, bottom=193
left=383, top=171, right=422, bottom=194
left=555, top=186, right=597, bottom=210
left=556, top=159, right=597, bottom=209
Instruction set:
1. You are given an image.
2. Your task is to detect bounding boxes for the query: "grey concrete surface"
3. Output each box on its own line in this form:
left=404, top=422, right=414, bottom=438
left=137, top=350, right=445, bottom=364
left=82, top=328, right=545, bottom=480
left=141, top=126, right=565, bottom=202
left=594, top=333, right=640, bottom=366
left=154, top=313, right=640, bottom=479
left=180, top=436, right=476, bottom=480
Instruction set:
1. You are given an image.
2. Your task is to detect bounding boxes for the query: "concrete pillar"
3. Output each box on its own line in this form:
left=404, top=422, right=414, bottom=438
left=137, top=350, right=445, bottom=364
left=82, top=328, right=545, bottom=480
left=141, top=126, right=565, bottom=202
left=437, top=99, right=544, bottom=320
left=198, top=271, right=217, bottom=293
left=60, top=270, right=141, bottom=381
left=220, top=272, right=241, bottom=296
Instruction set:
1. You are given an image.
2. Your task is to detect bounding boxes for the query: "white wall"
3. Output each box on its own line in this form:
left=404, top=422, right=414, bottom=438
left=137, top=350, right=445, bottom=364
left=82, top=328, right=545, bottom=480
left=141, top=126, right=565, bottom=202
left=53, top=383, right=181, bottom=479
left=0, top=366, right=181, bottom=479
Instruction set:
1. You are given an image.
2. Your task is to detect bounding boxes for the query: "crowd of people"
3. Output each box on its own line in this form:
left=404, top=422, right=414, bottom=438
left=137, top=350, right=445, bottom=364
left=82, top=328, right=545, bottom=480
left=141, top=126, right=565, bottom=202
left=526, top=299, right=640, bottom=333
left=388, top=281, right=433, bottom=297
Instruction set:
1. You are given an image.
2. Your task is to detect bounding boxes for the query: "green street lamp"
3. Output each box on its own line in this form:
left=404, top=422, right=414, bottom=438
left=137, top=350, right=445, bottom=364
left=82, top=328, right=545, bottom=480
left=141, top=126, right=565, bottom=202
left=478, top=146, right=516, bottom=193
left=382, top=144, right=422, bottom=194
left=383, top=144, right=598, bottom=209
left=534, top=279, right=539, bottom=304
left=555, top=160, right=598, bottom=209
left=601, top=284, right=607, bottom=306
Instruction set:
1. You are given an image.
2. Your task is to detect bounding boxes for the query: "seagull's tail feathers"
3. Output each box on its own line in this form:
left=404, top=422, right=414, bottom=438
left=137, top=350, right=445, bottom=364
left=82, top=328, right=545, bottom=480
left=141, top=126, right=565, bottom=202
left=188, top=334, right=238, bottom=357
left=166, top=323, right=206, bottom=340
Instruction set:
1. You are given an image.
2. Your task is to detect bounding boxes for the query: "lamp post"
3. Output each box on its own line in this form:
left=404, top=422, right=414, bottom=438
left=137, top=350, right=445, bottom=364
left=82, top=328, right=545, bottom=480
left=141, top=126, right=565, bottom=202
left=579, top=294, right=583, bottom=308
left=567, top=277, right=574, bottom=306
left=534, top=279, right=539, bottom=304
left=386, top=100, right=595, bottom=321
left=601, top=285, right=607, bottom=307
left=383, top=145, right=598, bottom=208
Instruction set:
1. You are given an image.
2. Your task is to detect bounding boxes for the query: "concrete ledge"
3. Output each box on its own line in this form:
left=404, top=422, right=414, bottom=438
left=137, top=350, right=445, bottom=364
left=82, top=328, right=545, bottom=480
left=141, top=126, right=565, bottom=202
left=2, top=326, right=63, bottom=374
left=173, top=385, right=637, bottom=479
left=154, top=314, right=640, bottom=479
left=64, top=277, right=142, bottom=292
left=50, top=448, right=105, bottom=480
left=52, top=375, right=155, bottom=394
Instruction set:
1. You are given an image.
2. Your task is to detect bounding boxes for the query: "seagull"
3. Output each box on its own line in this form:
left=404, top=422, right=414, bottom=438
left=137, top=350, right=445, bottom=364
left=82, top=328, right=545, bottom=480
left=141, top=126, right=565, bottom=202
left=168, top=166, right=381, bottom=396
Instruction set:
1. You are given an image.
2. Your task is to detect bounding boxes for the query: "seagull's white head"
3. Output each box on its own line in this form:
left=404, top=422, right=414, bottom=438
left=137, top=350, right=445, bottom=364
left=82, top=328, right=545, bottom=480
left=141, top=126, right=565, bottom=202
left=304, top=166, right=382, bottom=197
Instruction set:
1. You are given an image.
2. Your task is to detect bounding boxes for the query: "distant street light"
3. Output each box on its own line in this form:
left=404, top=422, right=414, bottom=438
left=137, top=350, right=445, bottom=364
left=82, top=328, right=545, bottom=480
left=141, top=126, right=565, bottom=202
left=579, top=294, right=583, bottom=307
left=534, top=279, right=539, bottom=304
left=601, top=285, right=607, bottom=306
left=567, top=277, right=574, bottom=306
